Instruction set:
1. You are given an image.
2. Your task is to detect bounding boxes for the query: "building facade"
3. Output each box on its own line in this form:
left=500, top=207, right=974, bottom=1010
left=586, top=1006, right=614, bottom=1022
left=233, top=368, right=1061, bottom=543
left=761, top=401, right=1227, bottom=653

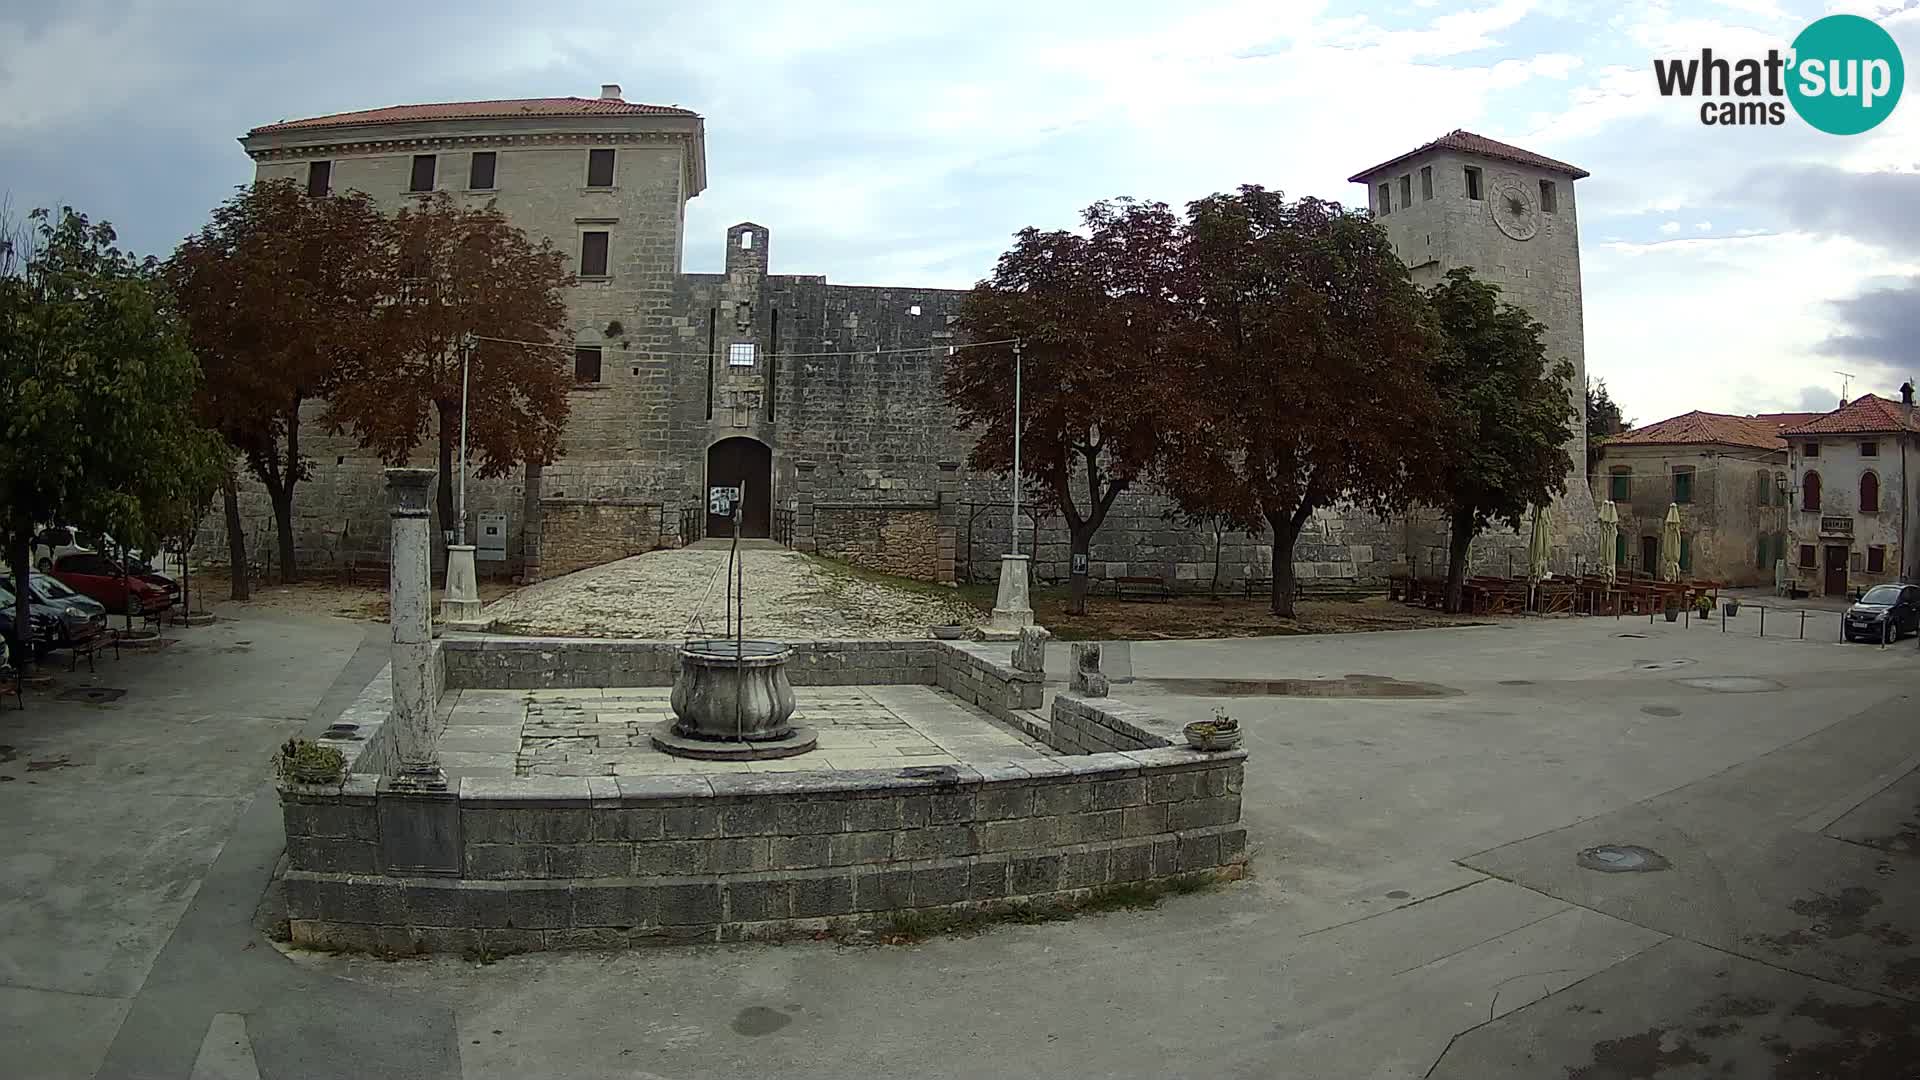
left=1349, top=130, right=1596, bottom=570
left=216, top=101, right=1604, bottom=590
left=1594, top=411, right=1809, bottom=587
left=1781, top=393, right=1920, bottom=598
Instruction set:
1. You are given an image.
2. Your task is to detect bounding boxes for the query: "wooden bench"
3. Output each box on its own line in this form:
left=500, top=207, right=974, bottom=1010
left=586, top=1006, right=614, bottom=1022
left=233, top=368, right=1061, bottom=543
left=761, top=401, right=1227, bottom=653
left=1115, top=576, right=1174, bottom=601
left=0, top=654, right=20, bottom=710
left=343, top=558, right=392, bottom=587
left=66, top=632, right=119, bottom=673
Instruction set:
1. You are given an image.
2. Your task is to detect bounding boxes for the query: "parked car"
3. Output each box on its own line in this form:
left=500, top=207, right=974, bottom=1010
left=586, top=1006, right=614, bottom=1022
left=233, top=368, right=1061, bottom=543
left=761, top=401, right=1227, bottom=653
left=0, top=590, right=59, bottom=659
left=49, top=553, right=172, bottom=616
left=31, top=524, right=95, bottom=572
left=1843, top=583, right=1920, bottom=643
left=24, top=573, right=108, bottom=647
left=121, top=553, right=181, bottom=604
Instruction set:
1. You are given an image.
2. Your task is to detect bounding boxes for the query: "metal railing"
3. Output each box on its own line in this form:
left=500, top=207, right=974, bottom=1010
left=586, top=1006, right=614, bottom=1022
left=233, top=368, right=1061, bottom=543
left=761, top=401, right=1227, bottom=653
left=771, top=507, right=795, bottom=547
left=679, top=506, right=705, bottom=546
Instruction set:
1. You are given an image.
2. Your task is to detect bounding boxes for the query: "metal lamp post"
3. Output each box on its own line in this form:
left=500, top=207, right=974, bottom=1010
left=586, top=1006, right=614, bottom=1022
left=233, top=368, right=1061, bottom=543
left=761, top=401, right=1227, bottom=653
left=989, top=340, right=1035, bottom=633
left=440, top=333, right=484, bottom=627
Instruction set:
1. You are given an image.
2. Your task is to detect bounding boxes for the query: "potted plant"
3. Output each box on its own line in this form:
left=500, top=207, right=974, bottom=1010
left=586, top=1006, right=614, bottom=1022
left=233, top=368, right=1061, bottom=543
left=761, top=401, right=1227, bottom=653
left=1694, top=595, right=1713, bottom=620
left=1184, top=707, right=1242, bottom=752
left=275, top=738, right=345, bottom=785
left=1723, top=597, right=1740, bottom=617
left=1664, top=597, right=1681, bottom=623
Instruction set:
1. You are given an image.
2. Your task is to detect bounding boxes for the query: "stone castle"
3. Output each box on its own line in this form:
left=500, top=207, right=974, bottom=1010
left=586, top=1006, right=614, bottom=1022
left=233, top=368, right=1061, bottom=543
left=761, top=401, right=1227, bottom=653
left=220, top=88, right=1593, bottom=588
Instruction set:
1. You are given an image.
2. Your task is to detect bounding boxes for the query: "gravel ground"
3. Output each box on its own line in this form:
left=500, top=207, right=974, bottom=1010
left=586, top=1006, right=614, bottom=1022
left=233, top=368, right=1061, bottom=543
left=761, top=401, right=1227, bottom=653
left=485, top=546, right=983, bottom=640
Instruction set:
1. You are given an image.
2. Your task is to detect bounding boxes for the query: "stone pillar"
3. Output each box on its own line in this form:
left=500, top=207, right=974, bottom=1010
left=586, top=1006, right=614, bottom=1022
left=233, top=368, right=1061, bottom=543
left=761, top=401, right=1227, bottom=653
left=936, top=462, right=960, bottom=585
left=386, top=468, right=445, bottom=789
left=1069, top=642, right=1108, bottom=698
left=520, top=461, right=543, bottom=584
left=441, top=545, right=482, bottom=627
left=794, top=462, right=817, bottom=553
left=990, top=554, right=1034, bottom=633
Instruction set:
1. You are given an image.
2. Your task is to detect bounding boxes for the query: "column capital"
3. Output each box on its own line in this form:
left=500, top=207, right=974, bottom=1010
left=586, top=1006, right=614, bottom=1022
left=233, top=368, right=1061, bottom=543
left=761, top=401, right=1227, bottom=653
left=386, top=468, right=437, bottom=518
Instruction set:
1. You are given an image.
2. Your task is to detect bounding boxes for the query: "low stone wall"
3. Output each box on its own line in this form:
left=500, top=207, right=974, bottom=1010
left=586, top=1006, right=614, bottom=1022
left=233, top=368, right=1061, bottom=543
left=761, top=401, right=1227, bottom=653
left=282, top=747, right=1246, bottom=953
left=813, top=503, right=940, bottom=581
left=440, top=637, right=943, bottom=690
left=1047, top=694, right=1185, bottom=754
left=536, top=499, right=661, bottom=581
left=934, top=644, right=1042, bottom=722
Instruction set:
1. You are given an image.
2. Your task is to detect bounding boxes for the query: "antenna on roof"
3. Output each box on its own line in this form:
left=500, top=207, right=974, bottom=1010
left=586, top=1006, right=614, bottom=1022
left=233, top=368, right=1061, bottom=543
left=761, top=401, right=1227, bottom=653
left=1833, top=369, right=1856, bottom=406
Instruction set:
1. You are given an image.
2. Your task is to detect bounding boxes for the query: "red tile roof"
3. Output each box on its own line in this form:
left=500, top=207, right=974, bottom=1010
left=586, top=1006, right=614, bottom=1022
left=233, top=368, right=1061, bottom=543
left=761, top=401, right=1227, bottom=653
left=1606, top=410, right=1803, bottom=451
left=1347, top=129, right=1589, bottom=183
left=1780, top=393, right=1920, bottom=436
left=250, top=97, right=699, bottom=135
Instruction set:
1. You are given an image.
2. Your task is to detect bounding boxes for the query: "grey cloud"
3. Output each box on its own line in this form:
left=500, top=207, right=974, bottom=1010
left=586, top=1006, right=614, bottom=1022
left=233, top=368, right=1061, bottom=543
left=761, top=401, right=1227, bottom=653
left=1819, top=276, right=1920, bottom=376
left=1740, top=167, right=1920, bottom=253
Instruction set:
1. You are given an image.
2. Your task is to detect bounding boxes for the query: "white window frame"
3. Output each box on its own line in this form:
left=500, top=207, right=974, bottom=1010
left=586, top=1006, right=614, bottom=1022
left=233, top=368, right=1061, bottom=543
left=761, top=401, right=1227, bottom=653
left=728, top=343, right=757, bottom=367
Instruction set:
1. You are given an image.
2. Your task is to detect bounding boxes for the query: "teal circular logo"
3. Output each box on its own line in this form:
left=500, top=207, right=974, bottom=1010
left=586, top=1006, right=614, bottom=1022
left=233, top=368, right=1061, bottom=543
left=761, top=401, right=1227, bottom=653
left=1787, top=14, right=1904, bottom=135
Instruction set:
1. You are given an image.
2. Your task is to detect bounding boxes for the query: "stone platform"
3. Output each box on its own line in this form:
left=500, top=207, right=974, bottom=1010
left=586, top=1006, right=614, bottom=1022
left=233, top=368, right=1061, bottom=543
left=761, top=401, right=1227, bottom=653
left=432, top=686, right=1053, bottom=778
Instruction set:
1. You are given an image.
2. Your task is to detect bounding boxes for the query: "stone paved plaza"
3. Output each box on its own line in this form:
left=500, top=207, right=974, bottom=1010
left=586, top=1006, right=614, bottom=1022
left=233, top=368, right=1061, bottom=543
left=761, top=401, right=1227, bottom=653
left=483, top=545, right=983, bottom=640
left=436, top=685, right=1051, bottom=778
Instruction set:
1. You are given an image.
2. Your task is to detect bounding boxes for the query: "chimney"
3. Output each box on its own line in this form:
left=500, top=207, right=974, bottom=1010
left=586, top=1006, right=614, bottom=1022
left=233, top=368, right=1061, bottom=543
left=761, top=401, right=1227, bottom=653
left=1903, top=381, right=1914, bottom=408
left=600, top=84, right=622, bottom=100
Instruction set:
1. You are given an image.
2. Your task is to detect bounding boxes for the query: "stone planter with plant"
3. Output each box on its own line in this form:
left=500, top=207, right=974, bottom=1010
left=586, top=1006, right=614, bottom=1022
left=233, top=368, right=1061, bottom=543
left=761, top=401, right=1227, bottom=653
left=275, top=738, right=345, bottom=786
left=1185, top=707, right=1242, bottom=752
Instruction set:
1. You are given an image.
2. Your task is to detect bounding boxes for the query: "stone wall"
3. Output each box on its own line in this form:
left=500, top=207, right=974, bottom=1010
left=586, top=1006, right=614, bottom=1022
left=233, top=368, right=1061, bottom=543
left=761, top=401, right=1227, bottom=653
left=439, top=637, right=943, bottom=690
left=536, top=500, right=664, bottom=581
left=812, top=503, right=940, bottom=581
left=933, top=644, right=1044, bottom=723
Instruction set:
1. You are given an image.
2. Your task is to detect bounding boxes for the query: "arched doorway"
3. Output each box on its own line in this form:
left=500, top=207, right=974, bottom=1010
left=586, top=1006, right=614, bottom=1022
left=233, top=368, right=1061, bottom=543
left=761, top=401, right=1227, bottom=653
left=706, top=437, right=772, bottom=539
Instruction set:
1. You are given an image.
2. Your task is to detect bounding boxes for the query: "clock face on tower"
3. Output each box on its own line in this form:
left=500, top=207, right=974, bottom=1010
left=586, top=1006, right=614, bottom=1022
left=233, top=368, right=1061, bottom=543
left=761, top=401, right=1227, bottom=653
left=1490, top=179, right=1539, bottom=241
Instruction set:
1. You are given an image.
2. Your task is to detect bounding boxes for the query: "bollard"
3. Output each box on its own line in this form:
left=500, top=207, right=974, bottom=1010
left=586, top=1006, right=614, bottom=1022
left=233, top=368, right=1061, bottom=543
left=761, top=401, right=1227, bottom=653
left=1721, top=606, right=1726, bottom=632
left=1800, top=610, right=1806, bottom=640
left=1759, top=606, right=1766, bottom=638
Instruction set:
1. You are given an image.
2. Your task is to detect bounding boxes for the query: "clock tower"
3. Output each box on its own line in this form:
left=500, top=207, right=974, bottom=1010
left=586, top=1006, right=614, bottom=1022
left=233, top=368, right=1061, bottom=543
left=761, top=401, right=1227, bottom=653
left=1349, top=129, right=1597, bottom=567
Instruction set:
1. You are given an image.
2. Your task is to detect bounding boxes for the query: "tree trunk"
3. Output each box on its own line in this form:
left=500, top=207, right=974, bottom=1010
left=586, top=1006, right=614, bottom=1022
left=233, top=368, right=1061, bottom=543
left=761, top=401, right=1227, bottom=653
left=10, top=534, right=33, bottom=673
left=1443, top=512, right=1476, bottom=614
left=437, top=401, right=456, bottom=561
left=222, top=475, right=249, bottom=601
left=1266, top=509, right=1306, bottom=618
left=269, top=485, right=297, bottom=585
left=1066, top=523, right=1093, bottom=616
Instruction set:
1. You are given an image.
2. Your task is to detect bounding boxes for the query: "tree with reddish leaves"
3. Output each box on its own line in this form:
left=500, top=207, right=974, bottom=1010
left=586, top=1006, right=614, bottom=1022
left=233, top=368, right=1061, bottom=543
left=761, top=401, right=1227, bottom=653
left=946, top=199, right=1183, bottom=615
left=167, top=179, right=386, bottom=588
left=1159, top=186, right=1440, bottom=618
left=324, top=195, right=572, bottom=553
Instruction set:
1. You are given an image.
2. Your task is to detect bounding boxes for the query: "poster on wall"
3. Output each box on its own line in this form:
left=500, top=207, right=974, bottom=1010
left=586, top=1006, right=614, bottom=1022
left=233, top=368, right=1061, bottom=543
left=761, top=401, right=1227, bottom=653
left=709, top=486, right=740, bottom=517
left=1070, top=553, right=1089, bottom=576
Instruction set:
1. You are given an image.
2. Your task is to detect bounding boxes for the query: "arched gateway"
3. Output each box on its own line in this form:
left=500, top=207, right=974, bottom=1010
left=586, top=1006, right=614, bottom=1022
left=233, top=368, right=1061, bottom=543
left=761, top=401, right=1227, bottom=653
left=705, top=437, right=772, bottom=539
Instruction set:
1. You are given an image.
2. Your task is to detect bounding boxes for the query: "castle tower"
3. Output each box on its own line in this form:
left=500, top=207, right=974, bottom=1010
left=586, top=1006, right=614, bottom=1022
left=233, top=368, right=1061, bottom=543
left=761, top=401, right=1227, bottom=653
left=1349, top=130, right=1597, bottom=566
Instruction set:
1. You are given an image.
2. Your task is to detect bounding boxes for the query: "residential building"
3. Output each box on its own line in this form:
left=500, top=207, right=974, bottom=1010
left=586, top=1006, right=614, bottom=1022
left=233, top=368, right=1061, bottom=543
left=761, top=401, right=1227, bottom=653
left=1595, top=411, right=1812, bottom=585
left=1781, top=392, right=1920, bottom=598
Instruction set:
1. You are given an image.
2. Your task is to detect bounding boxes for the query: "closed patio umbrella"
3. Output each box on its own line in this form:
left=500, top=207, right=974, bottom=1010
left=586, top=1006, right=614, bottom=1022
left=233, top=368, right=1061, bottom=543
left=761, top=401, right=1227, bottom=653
left=1528, top=503, right=1552, bottom=582
left=1660, top=503, right=1682, bottom=582
left=1598, top=500, right=1618, bottom=585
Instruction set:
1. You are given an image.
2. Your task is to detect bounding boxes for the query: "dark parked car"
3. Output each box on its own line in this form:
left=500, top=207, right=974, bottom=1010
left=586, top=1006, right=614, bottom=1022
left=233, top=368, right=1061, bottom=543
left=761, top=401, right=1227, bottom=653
left=1844, top=583, right=1920, bottom=643
left=0, top=590, right=58, bottom=659
left=24, top=573, right=108, bottom=647
left=49, top=553, right=172, bottom=616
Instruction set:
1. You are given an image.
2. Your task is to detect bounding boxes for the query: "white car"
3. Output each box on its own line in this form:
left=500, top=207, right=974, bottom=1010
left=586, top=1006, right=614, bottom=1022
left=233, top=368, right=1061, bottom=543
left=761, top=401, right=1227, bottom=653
left=31, top=525, right=95, bottom=572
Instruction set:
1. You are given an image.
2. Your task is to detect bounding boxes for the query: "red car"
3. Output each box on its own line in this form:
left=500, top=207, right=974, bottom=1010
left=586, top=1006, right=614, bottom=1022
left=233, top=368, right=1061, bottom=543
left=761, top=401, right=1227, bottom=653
left=50, top=553, right=173, bottom=616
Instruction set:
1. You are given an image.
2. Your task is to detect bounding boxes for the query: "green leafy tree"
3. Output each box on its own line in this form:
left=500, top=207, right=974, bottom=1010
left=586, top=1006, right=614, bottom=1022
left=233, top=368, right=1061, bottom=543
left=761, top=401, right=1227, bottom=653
left=167, top=179, right=387, bottom=588
left=323, top=194, right=572, bottom=551
left=1421, top=269, right=1576, bottom=613
left=1585, top=377, right=1631, bottom=474
left=0, top=205, right=212, bottom=653
left=946, top=199, right=1182, bottom=614
left=1159, top=186, right=1440, bottom=617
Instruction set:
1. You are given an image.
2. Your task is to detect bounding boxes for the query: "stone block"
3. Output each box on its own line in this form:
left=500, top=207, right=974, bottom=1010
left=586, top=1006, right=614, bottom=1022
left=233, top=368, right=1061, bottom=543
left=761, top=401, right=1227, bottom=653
left=287, top=836, right=378, bottom=875
left=925, top=790, right=976, bottom=825
left=1147, top=770, right=1198, bottom=804
left=852, top=867, right=913, bottom=912
left=1010, top=853, right=1062, bottom=895
left=774, top=799, right=846, bottom=835
left=480, top=928, right=542, bottom=956
left=403, top=882, right=472, bottom=927
left=654, top=882, right=723, bottom=926
left=1121, top=803, right=1169, bottom=837
left=284, top=801, right=379, bottom=840
left=572, top=884, right=651, bottom=928
left=975, top=784, right=1033, bottom=820
left=1069, top=643, right=1108, bottom=697
left=703, top=837, right=771, bottom=873
left=596, top=807, right=663, bottom=841
left=660, top=805, right=719, bottom=840
left=976, top=817, right=1052, bottom=853
left=892, top=825, right=976, bottom=860
left=1108, top=840, right=1153, bottom=883
left=1060, top=846, right=1110, bottom=889
left=725, top=876, right=793, bottom=922
left=827, top=831, right=895, bottom=866
left=968, top=855, right=1012, bottom=899
left=472, top=882, right=571, bottom=930
left=1011, top=626, right=1049, bottom=673
left=1067, top=810, right=1126, bottom=843
left=1093, top=777, right=1147, bottom=810
left=547, top=843, right=632, bottom=878
left=1177, top=830, right=1222, bottom=871
left=770, top=834, right=830, bottom=870
left=414, top=927, right=481, bottom=954
left=465, top=843, right=547, bottom=880
left=1150, top=838, right=1180, bottom=878
left=790, top=873, right=855, bottom=918
left=910, top=863, right=971, bottom=907
left=615, top=775, right=715, bottom=802
left=1033, top=782, right=1092, bottom=816
left=632, top=840, right=702, bottom=876
left=719, top=800, right=780, bottom=837
left=547, top=927, right=628, bottom=951
left=1220, top=827, right=1249, bottom=864
left=842, top=797, right=903, bottom=831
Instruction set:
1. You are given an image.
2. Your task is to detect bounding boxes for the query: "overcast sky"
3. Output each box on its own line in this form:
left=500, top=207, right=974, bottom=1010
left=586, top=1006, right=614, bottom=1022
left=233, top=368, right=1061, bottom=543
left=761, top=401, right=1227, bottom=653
left=4, top=0, right=1917, bottom=426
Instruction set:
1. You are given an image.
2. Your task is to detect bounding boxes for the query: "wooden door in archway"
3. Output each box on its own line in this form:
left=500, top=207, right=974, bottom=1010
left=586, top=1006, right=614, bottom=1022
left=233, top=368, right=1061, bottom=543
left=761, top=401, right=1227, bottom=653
left=706, top=437, right=772, bottom=539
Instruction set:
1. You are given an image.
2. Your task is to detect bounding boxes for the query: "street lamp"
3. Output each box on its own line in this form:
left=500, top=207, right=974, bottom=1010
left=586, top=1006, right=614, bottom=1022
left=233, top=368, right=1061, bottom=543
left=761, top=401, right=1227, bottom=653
left=988, top=339, right=1034, bottom=633
left=440, top=333, right=483, bottom=626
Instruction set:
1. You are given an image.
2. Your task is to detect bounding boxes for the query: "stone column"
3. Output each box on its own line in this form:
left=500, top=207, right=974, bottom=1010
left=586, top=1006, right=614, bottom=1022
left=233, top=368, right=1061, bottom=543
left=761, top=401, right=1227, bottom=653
left=386, top=468, right=445, bottom=789
left=794, top=462, right=817, bottom=553
left=990, top=554, right=1034, bottom=633
left=520, top=461, right=543, bottom=584
left=936, top=462, right=960, bottom=585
